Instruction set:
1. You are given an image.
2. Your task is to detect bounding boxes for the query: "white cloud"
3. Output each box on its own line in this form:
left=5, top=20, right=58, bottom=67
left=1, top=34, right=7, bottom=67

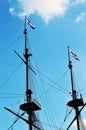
left=75, top=12, right=86, bottom=23
left=9, top=0, right=69, bottom=23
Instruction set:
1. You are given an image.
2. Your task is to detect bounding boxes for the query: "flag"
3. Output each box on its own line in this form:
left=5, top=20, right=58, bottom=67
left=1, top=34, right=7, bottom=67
left=26, top=17, right=35, bottom=29
left=70, top=49, right=80, bottom=61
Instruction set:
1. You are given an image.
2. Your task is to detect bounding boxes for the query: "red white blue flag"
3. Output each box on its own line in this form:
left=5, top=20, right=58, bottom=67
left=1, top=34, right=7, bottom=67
left=70, top=49, right=80, bottom=61
left=26, top=17, right=35, bottom=29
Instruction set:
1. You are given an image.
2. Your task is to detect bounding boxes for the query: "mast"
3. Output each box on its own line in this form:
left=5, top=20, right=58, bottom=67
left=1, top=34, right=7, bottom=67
left=20, top=16, right=41, bottom=130
left=24, top=15, right=31, bottom=105
left=67, top=46, right=84, bottom=130
left=24, top=15, right=33, bottom=130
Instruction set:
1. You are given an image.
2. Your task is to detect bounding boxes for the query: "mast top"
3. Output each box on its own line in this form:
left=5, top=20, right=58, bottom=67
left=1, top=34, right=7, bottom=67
left=24, top=15, right=27, bottom=30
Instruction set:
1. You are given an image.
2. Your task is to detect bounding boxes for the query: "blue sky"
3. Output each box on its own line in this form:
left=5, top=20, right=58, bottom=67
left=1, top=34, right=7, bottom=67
left=1, top=0, right=86, bottom=130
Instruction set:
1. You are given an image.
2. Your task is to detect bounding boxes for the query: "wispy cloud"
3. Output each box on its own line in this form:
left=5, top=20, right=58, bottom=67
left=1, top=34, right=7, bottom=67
left=71, top=0, right=86, bottom=5
left=75, top=12, right=86, bottom=23
left=9, top=0, right=69, bottom=23
left=9, top=7, right=15, bottom=15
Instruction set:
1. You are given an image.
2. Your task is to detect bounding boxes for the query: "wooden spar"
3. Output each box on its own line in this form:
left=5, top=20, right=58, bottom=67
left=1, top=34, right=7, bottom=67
left=4, top=107, right=42, bottom=130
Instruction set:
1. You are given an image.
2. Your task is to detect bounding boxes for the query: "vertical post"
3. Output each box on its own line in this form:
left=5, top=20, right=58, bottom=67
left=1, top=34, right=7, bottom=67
left=68, top=46, right=70, bottom=63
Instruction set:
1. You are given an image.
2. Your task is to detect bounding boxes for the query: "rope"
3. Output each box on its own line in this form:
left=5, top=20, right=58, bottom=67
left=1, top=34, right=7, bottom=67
left=0, top=34, right=23, bottom=55
left=0, top=62, right=23, bottom=89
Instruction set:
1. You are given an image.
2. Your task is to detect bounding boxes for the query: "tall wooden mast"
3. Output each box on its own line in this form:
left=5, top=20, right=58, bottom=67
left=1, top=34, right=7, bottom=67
left=20, top=16, right=41, bottom=130
left=67, top=46, right=84, bottom=130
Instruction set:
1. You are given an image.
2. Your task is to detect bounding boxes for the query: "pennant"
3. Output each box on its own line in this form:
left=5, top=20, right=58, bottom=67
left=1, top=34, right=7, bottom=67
left=26, top=17, right=35, bottom=29
left=70, top=49, right=80, bottom=61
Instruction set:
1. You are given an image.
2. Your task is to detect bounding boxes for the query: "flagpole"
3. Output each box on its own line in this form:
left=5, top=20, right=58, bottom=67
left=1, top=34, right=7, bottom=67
left=67, top=46, right=75, bottom=99
left=67, top=46, right=70, bottom=63
left=24, top=15, right=27, bottom=30
left=24, top=15, right=27, bottom=54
